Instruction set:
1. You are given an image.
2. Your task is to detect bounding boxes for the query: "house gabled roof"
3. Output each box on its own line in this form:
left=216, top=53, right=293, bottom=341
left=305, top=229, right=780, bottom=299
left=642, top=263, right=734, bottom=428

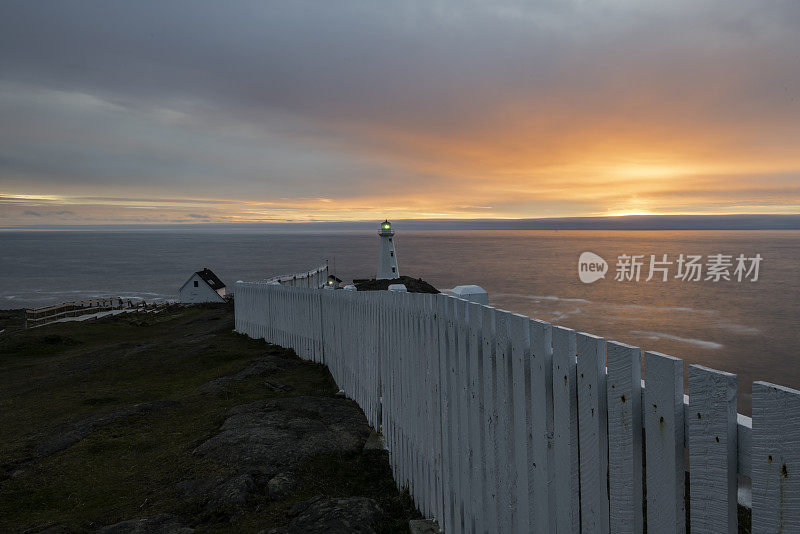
left=196, top=268, right=226, bottom=290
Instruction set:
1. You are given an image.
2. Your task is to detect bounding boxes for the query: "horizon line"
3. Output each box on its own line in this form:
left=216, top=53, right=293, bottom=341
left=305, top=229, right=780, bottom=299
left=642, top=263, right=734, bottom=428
left=3, top=214, right=800, bottom=231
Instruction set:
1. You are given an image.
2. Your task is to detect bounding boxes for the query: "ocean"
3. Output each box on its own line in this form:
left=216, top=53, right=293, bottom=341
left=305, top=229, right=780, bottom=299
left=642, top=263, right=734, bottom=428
left=1, top=229, right=798, bottom=413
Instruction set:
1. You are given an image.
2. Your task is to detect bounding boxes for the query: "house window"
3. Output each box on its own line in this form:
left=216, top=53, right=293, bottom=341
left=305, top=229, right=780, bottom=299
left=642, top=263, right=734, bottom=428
left=389, top=238, right=392, bottom=242
left=391, top=267, right=396, bottom=272
left=390, top=251, right=394, bottom=257
left=194, top=281, right=199, bottom=287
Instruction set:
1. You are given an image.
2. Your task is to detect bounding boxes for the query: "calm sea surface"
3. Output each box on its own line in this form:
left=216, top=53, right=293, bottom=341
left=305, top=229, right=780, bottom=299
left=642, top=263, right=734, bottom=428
left=1, top=229, right=798, bottom=413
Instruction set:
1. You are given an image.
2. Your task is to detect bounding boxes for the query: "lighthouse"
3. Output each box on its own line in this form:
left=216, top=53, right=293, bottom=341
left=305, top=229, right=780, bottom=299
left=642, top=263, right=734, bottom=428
left=377, top=220, right=399, bottom=280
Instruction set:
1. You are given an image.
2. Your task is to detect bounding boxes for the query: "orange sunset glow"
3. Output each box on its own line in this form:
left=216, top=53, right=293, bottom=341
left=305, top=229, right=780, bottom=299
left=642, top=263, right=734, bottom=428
left=1, top=1, right=799, bottom=226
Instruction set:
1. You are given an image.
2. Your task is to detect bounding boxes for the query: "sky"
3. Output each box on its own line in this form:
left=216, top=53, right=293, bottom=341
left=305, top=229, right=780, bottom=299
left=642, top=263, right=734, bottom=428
left=1, top=0, right=799, bottom=226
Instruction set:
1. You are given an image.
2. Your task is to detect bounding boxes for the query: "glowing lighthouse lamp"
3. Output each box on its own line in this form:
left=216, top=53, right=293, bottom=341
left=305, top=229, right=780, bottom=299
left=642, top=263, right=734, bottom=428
left=377, top=220, right=399, bottom=280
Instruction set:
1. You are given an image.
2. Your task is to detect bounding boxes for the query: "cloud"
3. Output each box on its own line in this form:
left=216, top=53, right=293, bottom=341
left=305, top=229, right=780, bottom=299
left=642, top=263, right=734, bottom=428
left=0, top=0, right=799, bottom=223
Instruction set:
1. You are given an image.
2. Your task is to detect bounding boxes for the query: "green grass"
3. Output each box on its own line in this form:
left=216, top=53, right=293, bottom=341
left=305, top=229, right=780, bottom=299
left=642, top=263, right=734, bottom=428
left=0, top=309, right=25, bottom=332
left=0, top=304, right=419, bottom=533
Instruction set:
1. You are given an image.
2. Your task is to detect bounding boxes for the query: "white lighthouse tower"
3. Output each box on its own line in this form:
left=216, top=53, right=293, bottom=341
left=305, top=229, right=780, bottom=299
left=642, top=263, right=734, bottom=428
left=377, top=220, right=399, bottom=280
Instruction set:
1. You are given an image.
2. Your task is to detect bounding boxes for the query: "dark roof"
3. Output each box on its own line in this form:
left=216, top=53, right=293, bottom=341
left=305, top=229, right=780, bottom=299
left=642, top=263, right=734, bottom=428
left=353, top=276, right=439, bottom=294
left=196, top=268, right=225, bottom=290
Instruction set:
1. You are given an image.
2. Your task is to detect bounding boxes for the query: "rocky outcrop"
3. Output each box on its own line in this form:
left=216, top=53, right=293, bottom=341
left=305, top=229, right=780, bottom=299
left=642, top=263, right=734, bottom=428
left=96, top=513, right=193, bottom=533
left=194, top=396, right=371, bottom=474
left=199, top=357, right=283, bottom=394
left=261, top=495, right=382, bottom=534
left=266, top=472, right=299, bottom=499
left=177, top=473, right=257, bottom=509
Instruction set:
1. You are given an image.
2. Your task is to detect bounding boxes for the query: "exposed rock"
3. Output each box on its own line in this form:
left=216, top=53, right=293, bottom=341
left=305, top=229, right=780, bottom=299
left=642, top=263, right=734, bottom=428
left=409, top=519, right=441, bottom=534
left=177, top=473, right=256, bottom=508
left=261, top=495, right=382, bottom=534
left=362, top=430, right=386, bottom=452
left=199, top=357, right=281, bottom=393
left=266, top=472, right=299, bottom=500
left=195, top=396, right=370, bottom=474
left=34, top=525, right=70, bottom=534
left=96, top=513, right=193, bottom=533
left=37, top=400, right=181, bottom=457
left=264, top=380, right=293, bottom=392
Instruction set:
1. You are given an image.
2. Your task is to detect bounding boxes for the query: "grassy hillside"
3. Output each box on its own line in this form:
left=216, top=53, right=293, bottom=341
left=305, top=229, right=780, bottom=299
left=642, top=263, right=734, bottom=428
left=0, top=304, right=419, bottom=533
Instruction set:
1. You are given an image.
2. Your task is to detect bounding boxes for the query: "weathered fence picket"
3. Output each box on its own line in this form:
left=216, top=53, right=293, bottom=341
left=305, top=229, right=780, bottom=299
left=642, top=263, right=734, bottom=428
left=606, top=341, right=643, bottom=534
left=576, top=332, right=610, bottom=534
left=453, top=299, right=469, bottom=532
left=480, top=304, right=499, bottom=532
left=689, top=364, right=738, bottom=534
left=234, top=282, right=797, bottom=534
left=456, top=299, right=473, bottom=533
left=644, top=351, right=686, bottom=534
left=751, top=381, right=800, bottom=532
left=436, top=295, right=455, bottom=533
left=509, top=313, right=531, bottom=534
left=529, top=318, right=554, bottom=534
left=551, top=326, right=580, bottom=534
left=493, top=309, right=515, bottom=534
left=467, top=301, right=485, bottom=534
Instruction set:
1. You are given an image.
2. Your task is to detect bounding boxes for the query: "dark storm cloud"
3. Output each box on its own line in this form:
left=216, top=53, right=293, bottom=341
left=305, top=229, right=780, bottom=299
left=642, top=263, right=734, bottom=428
left=3, top=0, right=796, bottom=127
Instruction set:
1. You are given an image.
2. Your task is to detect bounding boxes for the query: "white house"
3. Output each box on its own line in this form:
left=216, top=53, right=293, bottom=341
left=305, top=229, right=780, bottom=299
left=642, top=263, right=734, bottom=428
left=325, top=274, right=343, bottom=289
left=179, top=268, right=226, bottom=303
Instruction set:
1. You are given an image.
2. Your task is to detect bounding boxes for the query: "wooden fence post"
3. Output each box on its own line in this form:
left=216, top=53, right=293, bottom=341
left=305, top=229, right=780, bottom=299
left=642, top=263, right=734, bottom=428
left=529, top=318, right=554, bottom=534
left=456, top=299, right=474, bottom=532
left=552, top=326, right=580, bottom=533
left=752, top=381, right=800, bottom=533
left=606, top=341, right=643, bottom=534
left=577, top=332, right=610, bottom=534
left=436, top=294, right=455, bottom=533
left=425, top=294, right=443, bottom=526
left=493, top=309, right=516, bottom=533
left=481, top=305, right=499, bottom=532
left=644, top=351, right=686, bottom=534
left=467, top=301, right=486, bottom=533
left=688, top=364, right=737, bottom=534
left=509, top=312, right=531, bottom=534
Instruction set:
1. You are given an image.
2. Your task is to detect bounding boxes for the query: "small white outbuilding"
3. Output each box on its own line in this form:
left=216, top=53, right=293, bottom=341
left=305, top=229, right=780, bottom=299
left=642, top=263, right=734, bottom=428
left=179, top=268, right=226, bottom=303
left=446, top=284, right=489, bottom=305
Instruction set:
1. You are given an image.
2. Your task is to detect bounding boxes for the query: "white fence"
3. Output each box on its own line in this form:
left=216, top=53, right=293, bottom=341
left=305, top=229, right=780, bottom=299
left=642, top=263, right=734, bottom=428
left=262, top=264, right=329, bottom=288
left=234, top=283, right=800, bottom=534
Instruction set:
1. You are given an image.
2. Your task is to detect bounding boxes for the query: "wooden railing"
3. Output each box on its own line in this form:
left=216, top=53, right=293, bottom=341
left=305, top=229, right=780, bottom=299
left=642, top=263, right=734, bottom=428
left=233, top=283, right=800, bottom=533
left=25, top=298, right=165, bottom=328
left=262, top=264, right=328, bottom=289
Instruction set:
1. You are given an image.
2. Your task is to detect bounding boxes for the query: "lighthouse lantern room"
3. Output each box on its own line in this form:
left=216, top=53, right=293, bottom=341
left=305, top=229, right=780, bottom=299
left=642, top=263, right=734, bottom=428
left=377, top=220, right=399, bottom=280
